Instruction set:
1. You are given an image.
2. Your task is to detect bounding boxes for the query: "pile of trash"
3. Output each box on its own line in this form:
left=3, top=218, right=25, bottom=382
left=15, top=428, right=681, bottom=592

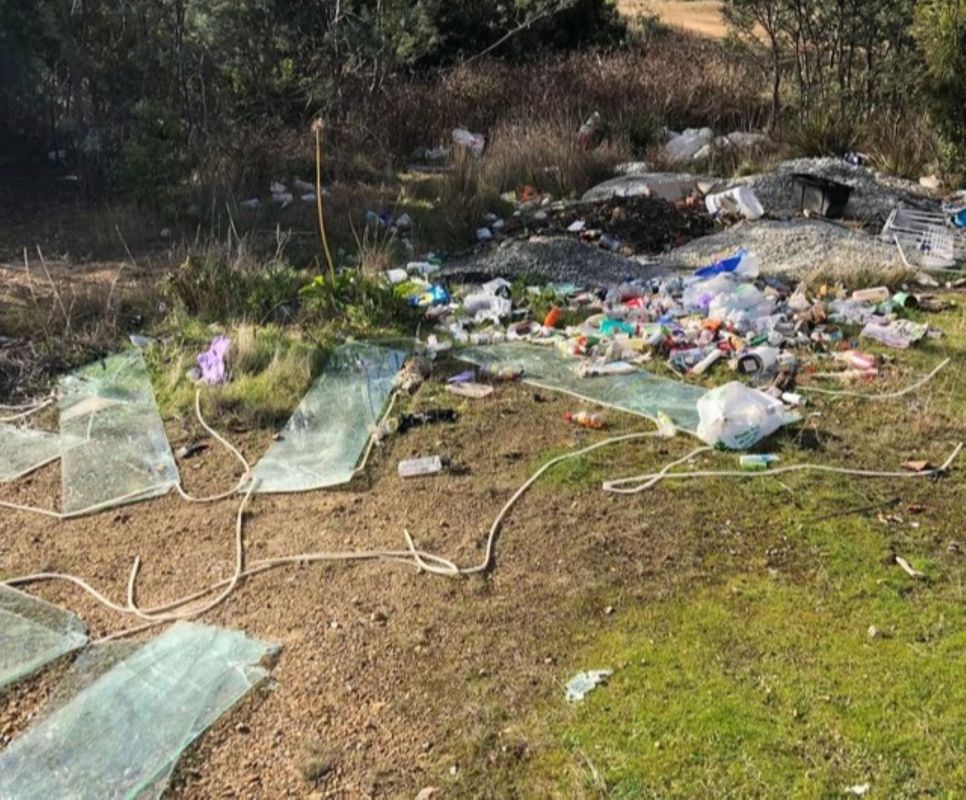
left=397, top=247, right=945, bottom=449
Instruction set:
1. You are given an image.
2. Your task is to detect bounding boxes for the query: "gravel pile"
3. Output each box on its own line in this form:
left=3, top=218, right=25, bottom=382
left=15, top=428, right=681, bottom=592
left=581, top=172, right=717, bottom=203
left=442, top=236, right=666, bottom=284
left=733, top=158, right=938, bottom=223
left=660, top=218, right=905, bottom=276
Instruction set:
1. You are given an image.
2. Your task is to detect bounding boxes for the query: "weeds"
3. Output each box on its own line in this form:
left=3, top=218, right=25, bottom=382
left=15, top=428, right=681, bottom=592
left=863, top=112, right=939, bottom=180
left=165, top=236, right=308, bottom=324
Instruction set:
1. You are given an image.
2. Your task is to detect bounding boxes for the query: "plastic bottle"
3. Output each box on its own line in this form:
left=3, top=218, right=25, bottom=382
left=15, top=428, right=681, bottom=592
left=739, top=454, right=780, bottom=471
left=851, top=286, right=890, bottom=303
left=689, top=347, right=724, bottom=376
left=482, top=364, right=523, bottom=381
left=563, top=411, right=605, bottom=429
left=398, top=456, right=443, bottom=478
left=543, top=306, right=563, bottom=328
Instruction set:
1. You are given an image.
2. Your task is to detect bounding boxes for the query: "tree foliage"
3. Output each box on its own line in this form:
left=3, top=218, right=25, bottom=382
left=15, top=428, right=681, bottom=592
left=724, top=0, right=918, bottom=127
left=0, top=0, right=624, bottom=200
left=914, top=0, right=966, bottom=169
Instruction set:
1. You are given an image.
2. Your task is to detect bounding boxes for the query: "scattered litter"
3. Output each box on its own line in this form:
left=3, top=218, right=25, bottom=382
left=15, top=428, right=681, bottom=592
left=447, top=370, right=475, bottom=384
left=128, top=334, right=155, bottom=349
left=397, top=409, right=458, bottom=433
left=564, top=411, right=606, bottom=429
left=846, top=783, right=871, bottom=796
left=705, top=186, right=764, bottom=220
left=576, top=112, right=606, bottom=150
left=0, top=622, right=279, bottom=799
left=197, top=335, right=232, bottom=385
left=895, top=556, right=925, bottom=579
left=696, top=382, right=793, bottom=450
left=565, top=669, right=613, bottom=702
left=395, top=357, right=432, bottom=394
left=445, top=382, right=493, bottom=399
left=860, top=318, right=928, bottom=349
left=0, top=585, right=88, bottom=690
left=452, top=128, right=485, bottom=156
left=902, top=459, right=933, bottom=473
left=175, top=441, right=209, bottom=460
left=739, top=454, right=780, bottom=471
left=663, top=127, right=713, bottom=163
left=793, top=173, right=852, bottom=218
left=882, top=207, right=965, bottom=270
left=851, top=286, right=890, bottom=303
left=398, top=456, right=443, bottom=478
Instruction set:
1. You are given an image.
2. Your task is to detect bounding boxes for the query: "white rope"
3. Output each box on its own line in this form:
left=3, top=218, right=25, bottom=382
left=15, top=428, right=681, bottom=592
left=798, top=357, right=951, bottom=400
left=5, top=379, right=962, bottom=639
left=0, top=396, right=56, bottom=423
left=173, top=391, right=252, bottom=503
left=602, top=442, right=964, bottom=494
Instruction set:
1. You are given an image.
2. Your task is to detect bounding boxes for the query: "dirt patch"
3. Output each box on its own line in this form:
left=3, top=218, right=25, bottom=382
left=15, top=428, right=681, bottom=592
left=0, top=374, right=757, bottom=798
left=619, top=0, right=727, bottom=39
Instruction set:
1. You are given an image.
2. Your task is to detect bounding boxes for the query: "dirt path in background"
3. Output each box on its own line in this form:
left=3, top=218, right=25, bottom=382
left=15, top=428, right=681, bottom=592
left=0, top=379, right=724, bottom=798
left=618, top=0, right=727, bottom=39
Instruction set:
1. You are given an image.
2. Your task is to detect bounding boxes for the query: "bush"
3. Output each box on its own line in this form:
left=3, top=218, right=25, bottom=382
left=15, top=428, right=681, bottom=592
left=914, top=0, right=966, bottom=172
left=166, top=243, right=308, bottom=324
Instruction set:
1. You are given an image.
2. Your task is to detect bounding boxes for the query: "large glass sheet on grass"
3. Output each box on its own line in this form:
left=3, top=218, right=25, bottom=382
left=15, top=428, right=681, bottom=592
left=459, top=343, right=706, bottom=433
left=0, top=424, right=61, bottom=482
left=0, top=622, right=279, bottom=800
left=58, top=351, right=179, bottom=515
left=0, top=586, right=87, bottom=690
left=252, top=342, right=408, bottom=493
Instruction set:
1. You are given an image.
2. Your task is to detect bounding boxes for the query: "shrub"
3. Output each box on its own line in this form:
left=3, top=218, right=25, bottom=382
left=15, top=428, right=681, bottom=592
left=914, top=0, right=966, bottom=172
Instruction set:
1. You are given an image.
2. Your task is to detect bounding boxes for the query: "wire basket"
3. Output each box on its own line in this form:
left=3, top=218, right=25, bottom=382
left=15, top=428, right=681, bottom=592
left=881, top=207, right=966, bottom=271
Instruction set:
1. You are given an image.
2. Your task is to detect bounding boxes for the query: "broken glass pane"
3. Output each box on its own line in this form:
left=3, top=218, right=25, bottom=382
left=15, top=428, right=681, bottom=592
left=459, top=343, right=706, bottom=432
left=0, top=585, right=87, bottom=690
left=0, top=622, right=279, bottom=800
left=252, top=342, right=408, bottom=493
left=58, top=351, right=179, bottom=515
left=0, top=424, right=61, bottom=482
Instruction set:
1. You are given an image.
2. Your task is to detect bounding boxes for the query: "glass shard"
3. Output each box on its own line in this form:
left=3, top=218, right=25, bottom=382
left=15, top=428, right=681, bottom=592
left=459, top=343, right=706, bottom=432
left=252, top=342, right=408, bottom=493
left=58, top=351, right=179, bottom=515
left=0, top=424, right=61, bottom=482
left=0, top=622, right=279, bottom=800
left=0, top=586, right=88, bottom=690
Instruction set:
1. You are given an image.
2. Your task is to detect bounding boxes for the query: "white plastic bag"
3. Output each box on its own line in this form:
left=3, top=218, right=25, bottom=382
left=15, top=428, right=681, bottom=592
left=696, top=382, right=788, bottom=450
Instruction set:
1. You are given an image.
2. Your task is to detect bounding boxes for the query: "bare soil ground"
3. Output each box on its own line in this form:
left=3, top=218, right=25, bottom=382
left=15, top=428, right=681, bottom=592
left=1, top=379, right=725, bottom=798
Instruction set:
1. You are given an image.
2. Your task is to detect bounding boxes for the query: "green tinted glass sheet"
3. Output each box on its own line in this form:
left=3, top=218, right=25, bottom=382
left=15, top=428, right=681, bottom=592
left=58, top=351, right=178, bottom=515
left=0, top=622, right=278, bottom=800
left=0, top=586, right=87, bottom=690
left=459, top=343, right=705, bottom=432
left=0, top=424, right=61, bottom=482
left=252, top=342, right=408, bottom=493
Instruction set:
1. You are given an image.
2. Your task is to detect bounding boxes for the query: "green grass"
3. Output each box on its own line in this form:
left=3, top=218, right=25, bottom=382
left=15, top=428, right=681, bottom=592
left=529, top=568, right=964, bottom=798
left=145, top=322, right=329, bottom=427
left=458, top=296, right=966, bottom=798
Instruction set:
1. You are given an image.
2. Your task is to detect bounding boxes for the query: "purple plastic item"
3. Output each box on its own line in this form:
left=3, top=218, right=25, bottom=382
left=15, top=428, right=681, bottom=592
left=197, top=335, right=231, bottom=384
left=447, top=370, right=475, bottom=384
